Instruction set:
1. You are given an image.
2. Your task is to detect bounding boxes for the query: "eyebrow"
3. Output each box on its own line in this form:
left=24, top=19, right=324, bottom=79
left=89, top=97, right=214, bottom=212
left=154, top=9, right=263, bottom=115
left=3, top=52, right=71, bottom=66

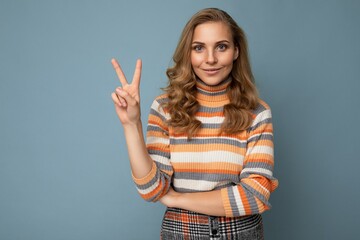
left=191, top=40, right=231, bottom=45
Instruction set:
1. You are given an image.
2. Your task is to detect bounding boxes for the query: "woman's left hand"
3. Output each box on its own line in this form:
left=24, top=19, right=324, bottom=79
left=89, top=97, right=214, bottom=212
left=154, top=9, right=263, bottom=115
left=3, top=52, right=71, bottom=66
left=159, top=187, right=181, bottom=208
left=111, top=58, right=142, bottom=126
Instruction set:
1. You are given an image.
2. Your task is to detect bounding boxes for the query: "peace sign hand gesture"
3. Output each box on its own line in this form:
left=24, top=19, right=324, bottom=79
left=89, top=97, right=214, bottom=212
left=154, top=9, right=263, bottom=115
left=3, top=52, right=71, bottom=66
left=111, top=58, right=142, bottom=126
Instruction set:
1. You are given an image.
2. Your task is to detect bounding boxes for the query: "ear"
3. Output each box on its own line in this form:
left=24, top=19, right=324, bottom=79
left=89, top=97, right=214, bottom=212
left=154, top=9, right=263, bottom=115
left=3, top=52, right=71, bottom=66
left=234, top=46, right=239, bottom=61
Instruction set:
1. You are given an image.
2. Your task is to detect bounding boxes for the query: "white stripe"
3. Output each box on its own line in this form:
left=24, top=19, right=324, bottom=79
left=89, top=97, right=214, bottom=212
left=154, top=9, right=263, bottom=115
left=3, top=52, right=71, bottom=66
left=171, top=151, right=244, bottom=165
left=251, top=179, right=270, bottom=197
left=252, top=109, right=271, bottom=126
left=137, top=178, right=160, bottom=195
left=173, top=179, right=219, bottom=191
left=170, top=135, right=247, bottom=143
left=150, top=155, right=171, bottom=166
left=147, top=136, right=169, bottom=145
left=151, top=100, right=161, bottom=111
left=241, top=168, right=273, bottom=177
left=232, top=186, right=246, bottom=216
left=246, top=146, right=273, bottom=155
left=147, top=122, right=163, bottom=128
left=151, top=100, right=170, bottom=118
left=196, top=116, right=224, bottom=124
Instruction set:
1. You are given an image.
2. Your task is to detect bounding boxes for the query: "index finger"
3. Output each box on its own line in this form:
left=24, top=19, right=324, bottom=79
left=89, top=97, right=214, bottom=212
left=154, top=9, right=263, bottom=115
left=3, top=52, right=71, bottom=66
left=111, top=58, right=128, bottom=86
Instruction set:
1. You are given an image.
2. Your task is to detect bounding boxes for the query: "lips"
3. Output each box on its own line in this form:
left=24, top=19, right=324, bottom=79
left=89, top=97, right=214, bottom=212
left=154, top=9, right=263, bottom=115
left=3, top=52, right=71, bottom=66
left=203, top=67, right=222, bottom=74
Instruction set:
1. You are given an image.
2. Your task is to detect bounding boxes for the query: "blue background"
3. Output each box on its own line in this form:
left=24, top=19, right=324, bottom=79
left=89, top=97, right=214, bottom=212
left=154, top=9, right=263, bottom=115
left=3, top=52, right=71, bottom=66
left=1, top=0, right=359, bottom=239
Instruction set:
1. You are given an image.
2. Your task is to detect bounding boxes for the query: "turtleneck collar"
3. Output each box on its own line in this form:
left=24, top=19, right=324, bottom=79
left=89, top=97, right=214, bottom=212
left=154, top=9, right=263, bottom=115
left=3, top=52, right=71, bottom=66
left=195, top=77, right=231, bottom=102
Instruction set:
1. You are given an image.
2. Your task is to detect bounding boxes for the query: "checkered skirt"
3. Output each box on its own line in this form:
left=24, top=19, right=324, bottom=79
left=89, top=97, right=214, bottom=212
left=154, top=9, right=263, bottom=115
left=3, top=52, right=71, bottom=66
left=160, top=208, right=264, bottom=240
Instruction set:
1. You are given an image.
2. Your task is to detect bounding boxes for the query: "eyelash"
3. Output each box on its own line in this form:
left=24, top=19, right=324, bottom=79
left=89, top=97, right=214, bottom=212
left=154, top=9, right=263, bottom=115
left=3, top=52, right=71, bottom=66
left=192, top=44, right=228, bottom=52
left=217, top=44, right=228, bottom=51
left=193, top=45, right=204, bottom=51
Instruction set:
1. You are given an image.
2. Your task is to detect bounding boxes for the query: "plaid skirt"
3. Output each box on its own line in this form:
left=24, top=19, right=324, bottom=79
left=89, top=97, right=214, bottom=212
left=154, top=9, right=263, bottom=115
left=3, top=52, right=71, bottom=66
left=160, top=208, right=264, bottom=240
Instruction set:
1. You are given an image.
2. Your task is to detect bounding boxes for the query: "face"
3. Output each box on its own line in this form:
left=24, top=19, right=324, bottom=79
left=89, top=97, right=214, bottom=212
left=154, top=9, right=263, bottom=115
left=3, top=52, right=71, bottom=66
left=191, top=21, right=239, bottom=86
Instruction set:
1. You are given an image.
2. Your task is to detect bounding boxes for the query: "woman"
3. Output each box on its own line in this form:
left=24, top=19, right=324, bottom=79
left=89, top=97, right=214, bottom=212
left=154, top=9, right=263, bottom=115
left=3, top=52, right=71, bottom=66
left=111, top=8, right=278, bottom=240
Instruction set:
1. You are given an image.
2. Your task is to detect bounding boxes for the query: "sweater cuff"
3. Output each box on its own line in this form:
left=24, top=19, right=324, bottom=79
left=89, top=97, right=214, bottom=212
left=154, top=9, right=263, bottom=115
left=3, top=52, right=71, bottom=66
left=221, top=187, right=234, bottom=217
left=132, top=161, right=157, bottom=186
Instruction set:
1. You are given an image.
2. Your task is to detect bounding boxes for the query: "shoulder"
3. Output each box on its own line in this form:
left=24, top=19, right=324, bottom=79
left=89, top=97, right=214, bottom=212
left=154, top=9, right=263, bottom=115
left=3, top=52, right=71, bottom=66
left=258, top=99, right=271, bottom=110
left=150, top=94, right=169, bottom=110
left=250, top=99, right=272, bottom=128
left=149, top=94, right=170, bottom=118
left=252, top=99, right=271, bottom=115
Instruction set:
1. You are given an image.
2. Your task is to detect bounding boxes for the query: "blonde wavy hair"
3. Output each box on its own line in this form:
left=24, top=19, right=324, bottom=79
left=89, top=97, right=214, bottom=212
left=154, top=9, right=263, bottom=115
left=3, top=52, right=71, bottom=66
left=162, top=8, right=259, bottom=138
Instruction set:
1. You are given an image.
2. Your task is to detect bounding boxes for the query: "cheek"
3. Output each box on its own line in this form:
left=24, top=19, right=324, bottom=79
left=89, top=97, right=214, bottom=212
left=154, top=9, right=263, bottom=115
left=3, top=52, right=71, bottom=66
left=191, top=54, right=202, bottom=67
left=219, top=53, right=236, bottom=66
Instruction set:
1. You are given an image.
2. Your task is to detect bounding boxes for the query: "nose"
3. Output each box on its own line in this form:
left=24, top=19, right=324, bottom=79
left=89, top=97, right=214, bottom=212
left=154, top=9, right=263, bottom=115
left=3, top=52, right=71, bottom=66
left=206, top=50, right=217, bottom=64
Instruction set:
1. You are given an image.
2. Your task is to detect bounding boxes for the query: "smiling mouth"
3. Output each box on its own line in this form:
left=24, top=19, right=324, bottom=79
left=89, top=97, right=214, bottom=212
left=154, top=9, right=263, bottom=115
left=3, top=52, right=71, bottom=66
left=203, top=68, right=221, bottom=73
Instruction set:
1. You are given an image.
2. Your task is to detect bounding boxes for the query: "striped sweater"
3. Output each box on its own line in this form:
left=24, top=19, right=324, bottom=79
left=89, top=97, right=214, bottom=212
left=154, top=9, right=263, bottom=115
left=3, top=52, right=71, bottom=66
left=132, top=78, right=278, bottom=217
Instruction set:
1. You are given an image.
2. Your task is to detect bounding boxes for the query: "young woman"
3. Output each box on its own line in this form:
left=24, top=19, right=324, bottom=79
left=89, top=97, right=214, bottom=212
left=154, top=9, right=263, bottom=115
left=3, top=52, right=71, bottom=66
left=111, top=8, right=278, bottom=240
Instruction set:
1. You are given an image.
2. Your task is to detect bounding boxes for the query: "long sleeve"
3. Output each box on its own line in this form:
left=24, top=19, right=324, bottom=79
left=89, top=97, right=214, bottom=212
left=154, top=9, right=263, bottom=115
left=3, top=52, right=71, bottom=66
left=132, top=96, right=173, bottom=202
left=220, top=102, right=279, bottom=217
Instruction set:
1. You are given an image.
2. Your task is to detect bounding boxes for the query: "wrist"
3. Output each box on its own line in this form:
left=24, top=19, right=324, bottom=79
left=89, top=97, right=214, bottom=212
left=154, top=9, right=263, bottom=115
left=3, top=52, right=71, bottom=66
left=160, top=189, right=183, bottom=208
left=122, top=119, right=146, bottom=155
left=123, top=119, right=143, bottom=132
left=170, top=191, right=184, bottom=209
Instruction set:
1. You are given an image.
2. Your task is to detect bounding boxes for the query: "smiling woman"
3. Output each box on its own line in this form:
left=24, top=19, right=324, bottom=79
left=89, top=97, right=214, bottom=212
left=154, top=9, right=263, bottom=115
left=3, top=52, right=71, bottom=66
left=191, top=21, right=239, bottom=86
left=111, top=8, right=278, bottom=239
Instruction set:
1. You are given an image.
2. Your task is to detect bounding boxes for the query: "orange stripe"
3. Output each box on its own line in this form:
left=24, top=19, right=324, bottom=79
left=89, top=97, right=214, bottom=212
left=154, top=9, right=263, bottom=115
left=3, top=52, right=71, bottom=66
left=196, top=111, right=224, bottom=117
left=147, top=130, right=168, bottom=138
left=221, top=188, right=233, bottom=217
left=147, top=146, right=170, bottom=153
left=254, top=197, right=267, bottom=214
left=242, top=178, right=270, bottom=199
left=247, top=139, right=273, bottom=148
left=170, top=129, right=249, bottom=139
left=171, top=144, right=244, bottom=154
left=182, top=212, right=189, bottom=239
left=238, top=186, right=252, bottom=215
left=148, top=118, right=168, bottom=128
left=141, top=178, right=166, bottom=200
left=197, top=98, right=230, bottom=107
left=172, top=162, right=242, bottom=171
left=245, top=153, right=273, bottom=162
left=174, top=168, right=239, bottom=175
left=244, top=158, right=274, bottom=165
left=132, top=162, right=157, bottom=185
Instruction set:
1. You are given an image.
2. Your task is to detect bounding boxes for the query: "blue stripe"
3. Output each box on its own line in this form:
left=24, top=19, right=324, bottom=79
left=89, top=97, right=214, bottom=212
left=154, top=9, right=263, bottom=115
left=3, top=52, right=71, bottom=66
left=228, top=186, right=241, bottom=216
left=173, top=172, right=239, bottom=182
left=242, top=182, right=271, bottom=207
left=170, top=137, right=246, bottom=148
left=149, top=108, right=167, bottom=122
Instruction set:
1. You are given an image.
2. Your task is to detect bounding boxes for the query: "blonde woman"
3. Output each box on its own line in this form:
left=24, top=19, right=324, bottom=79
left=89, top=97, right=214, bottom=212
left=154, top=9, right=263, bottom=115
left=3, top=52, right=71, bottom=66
left=111, top=8, right=278, bottom=239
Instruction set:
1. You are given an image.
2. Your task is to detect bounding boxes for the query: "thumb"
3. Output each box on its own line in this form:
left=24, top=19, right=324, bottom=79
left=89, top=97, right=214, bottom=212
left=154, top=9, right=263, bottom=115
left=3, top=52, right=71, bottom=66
left=115, top=88, right=137, bottom=107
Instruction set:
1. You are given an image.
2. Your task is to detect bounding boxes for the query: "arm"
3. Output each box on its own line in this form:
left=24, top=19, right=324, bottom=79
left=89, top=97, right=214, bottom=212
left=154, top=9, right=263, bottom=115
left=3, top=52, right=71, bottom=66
left=221, top=104, right=278, bottom=217
left=111, top=59, right=172, bottom=201
left=160, top=103, right=278, bottom=217
left=111, top=58, right=153, bottom=178
left=132, top=98, right=173, bottom=201
left=160, top=188, right=225, bottom=216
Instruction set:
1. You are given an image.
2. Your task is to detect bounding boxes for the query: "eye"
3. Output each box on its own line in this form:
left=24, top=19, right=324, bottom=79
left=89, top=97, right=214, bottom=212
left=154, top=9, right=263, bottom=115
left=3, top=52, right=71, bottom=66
left=217, top=44, right=228, bottom=51
left=193, top=45, right=204, bottom=52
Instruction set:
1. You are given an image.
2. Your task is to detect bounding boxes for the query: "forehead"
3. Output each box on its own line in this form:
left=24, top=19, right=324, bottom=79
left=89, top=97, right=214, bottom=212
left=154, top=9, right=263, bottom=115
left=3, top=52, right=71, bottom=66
left=192, top=21, right=232, bottom=42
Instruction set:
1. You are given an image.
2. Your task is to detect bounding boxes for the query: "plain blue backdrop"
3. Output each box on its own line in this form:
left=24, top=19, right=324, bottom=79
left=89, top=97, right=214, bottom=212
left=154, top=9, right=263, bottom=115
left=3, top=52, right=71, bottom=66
left=1, top=0, right=359, bottom=239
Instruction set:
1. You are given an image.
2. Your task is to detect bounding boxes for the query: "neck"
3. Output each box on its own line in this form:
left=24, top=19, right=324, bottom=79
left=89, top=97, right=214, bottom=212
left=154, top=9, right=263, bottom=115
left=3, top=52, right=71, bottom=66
left=195, top=77, right=231, bottom=102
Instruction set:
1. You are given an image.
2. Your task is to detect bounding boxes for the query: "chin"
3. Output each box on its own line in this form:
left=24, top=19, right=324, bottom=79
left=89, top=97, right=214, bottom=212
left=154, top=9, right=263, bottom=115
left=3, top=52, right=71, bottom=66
left=200, top=76, right=227, bottom=86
